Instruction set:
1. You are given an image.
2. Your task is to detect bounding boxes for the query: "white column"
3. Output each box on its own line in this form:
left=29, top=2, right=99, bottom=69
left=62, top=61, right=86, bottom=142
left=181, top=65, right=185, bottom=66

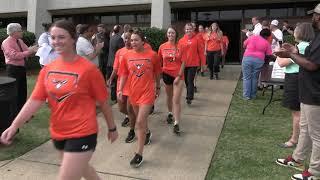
left=27, top=0, right=51, bottom=38
left=151, top=0, right=171, bottom=29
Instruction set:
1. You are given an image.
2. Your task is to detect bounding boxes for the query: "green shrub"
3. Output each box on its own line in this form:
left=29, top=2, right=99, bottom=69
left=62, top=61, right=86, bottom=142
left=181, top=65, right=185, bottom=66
left=140, top=27, right=167, bottom=51
left=283, top=35, right=296, bottom=45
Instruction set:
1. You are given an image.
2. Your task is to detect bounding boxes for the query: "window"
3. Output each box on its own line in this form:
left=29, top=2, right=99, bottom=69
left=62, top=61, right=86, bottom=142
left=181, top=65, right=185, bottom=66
left=191, top=12, right=197, bottom=21
left=171, top=13, right=176, bottom=22
left=296, top=8, right=306, bottom=16
left=137, top=14, right=150, bottom=23
left=101, top=16, right=117, bottom=24
left=220, top=10, right=242, bottom=20
left=198, top=11, right=219, bottom=21
left=119, top=15, right=135, bottom=24
left=270, top=8, right=288, bottom=18
left=288, top=8, right=294, bottom=16
left=176, top=10, right=191, bottom=21
left=244, top=9, right=266, bottom=18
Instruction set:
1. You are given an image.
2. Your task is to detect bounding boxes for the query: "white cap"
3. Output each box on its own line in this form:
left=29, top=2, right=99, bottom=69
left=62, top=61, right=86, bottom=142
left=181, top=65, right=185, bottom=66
left=271, top=20, right=279, bottom=26
left=307, top=3, right=320, bottom=14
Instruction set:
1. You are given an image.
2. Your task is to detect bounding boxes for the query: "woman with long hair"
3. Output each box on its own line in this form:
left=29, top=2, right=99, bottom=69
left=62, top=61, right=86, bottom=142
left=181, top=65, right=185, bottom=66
left=277, top=23, right=314, bottom=148
left=158, top=27, right=185, bottom=135
left=118, top=29, right=161, bottom=167
left=205, top=22, right=224, bottom=80
left=108, top=32, right=138, bottom=143
left=1, top=20, right=118, bottom=180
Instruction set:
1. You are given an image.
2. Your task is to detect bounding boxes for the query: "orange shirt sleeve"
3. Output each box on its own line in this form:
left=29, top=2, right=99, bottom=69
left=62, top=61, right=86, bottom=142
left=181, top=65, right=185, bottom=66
left=119, top=53, right=129, bottom=77
left=158, top=45, right=164, bottom=66
left=197, top=39, right=206, bottom=64
left=113, top=49, right=120, bottom=70
left=88, top=67, right=109, bottom=103
left=153, top=53, right=162, bottom=75
left=31, top=67, right=48, bottom=101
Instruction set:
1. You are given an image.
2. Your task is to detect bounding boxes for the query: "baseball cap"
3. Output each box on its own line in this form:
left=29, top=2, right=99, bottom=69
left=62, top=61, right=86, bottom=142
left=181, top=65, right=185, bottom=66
left=271, top=20, right=279, bottom=26
left=307, top=3, right=320, bottom=14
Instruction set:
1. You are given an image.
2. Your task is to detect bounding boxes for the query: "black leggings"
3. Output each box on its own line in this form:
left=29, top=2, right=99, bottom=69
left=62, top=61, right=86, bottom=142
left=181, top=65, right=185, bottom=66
left=184, top=67, right=197, bottom=100
left=206, top=50, right=221, bottom=74
left=106, top=66, right=117, bottom=101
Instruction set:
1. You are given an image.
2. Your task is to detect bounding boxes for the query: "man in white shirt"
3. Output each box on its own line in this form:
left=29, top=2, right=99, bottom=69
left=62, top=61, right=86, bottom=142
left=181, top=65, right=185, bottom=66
left=270, top=19, right=283, bottom=52
left=76, top=24, right=103, bottom=66
left=242, top=16, right=262, bottom=37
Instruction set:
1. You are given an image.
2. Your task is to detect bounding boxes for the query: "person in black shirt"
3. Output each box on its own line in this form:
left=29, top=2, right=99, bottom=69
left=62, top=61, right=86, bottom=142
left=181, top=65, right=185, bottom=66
left=107, top=25, right=125, bottom=102
left=282, top=20, right=294, bottom=36
left=275, top=4, right=320, bottom=180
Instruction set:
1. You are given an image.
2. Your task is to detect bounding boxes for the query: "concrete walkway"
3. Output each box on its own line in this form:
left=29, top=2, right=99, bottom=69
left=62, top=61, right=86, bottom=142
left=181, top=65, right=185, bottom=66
left=0, top=65, right=241, bottom=180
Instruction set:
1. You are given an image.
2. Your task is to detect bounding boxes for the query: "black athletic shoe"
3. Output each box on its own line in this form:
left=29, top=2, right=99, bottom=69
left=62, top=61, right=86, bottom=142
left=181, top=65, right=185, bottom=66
left=121, top=116, right=130, bottom=127
left=167, top=114, right=174, bottom=124
left=173, top=124, right=180, bottom=135
left=125, top=129, right=135, bottom=143
left=194, top=86, right=198, bottom=93
left=200, top=72, right=205, bottom=77
left=186, top=99, right=192, bottom=105
left=144, top=130, right=152, bottom=145
left=149, top=105, right=154, bottom=114
left=214, top=73, right=219, bottom=80
left=130, top=153, right=143, bottom=168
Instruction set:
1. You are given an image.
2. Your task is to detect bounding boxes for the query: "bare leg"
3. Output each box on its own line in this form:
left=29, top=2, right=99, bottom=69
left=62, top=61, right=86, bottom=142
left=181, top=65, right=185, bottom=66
left=127, top=100, right=136, bottom=129
left=165, top=84, right=173, bottom=113
left=133, top=105, right=152, bottom=155
left=290, top=111, right=301, bottom=143
left=118, top=95, right=128, bottom=115
left=58, top=151, right=99, bottom=180
left=173, top=80, right=183, bottom=124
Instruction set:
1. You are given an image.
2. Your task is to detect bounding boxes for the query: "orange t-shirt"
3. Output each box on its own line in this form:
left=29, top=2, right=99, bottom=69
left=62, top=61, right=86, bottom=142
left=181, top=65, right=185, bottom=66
left=178, top=34, right=205, bottom=67
left=222, top=35, right=229, bottom=52
left=31, top=56, right=108, bottom=140
left=119, top=49, right=161, bottom=105
left=205, top=32, right=222, bottom=51
left=158, top=42, right=184, bottom=78
left=113, top=47, right=130, bottom=96
left=144, top=42, right=153, bottom=50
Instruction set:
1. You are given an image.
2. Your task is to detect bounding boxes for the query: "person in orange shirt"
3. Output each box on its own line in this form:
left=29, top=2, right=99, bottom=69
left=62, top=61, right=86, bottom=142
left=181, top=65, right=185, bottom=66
left=198, top=24, right=207, bottom=76
left=205, top=22, right=224, bottom=80
left=221, top=32, right=229, bottom=68
left=108, top=32, right=137, bottom=143
left=0, top=20, right=118, bottom=180
left=178, top=23, right=205, bottom=104
left=118, top=29, right=161, bottom=168
left=158, top=26, right=185, bottom=135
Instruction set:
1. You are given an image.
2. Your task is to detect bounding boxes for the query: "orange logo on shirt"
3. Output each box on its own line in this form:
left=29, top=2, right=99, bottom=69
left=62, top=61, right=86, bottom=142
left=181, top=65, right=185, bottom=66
left=133, top=63, right=145, bottom=77
left=46, top=71, right=79, bottom=102
left=129, top=58, right=151, bottom=78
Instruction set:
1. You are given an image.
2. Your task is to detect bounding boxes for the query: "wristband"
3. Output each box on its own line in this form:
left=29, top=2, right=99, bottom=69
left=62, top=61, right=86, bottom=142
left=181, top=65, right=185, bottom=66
left=108, top=126, right=117, bottom=132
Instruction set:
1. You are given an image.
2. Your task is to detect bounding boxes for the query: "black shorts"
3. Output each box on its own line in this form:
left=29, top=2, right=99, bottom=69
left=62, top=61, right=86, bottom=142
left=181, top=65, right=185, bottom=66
left=163, top=73, right=175, bottom=85
left=52, top=134, right=97, bottom=152
left=282, top=73, right=300, bottom=111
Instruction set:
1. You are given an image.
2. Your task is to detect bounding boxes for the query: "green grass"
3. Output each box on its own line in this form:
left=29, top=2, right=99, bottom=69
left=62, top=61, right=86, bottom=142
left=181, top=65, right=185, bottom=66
left=0, top=74, right=50, bottom=161
left=206, top=81, right=301, bottom=180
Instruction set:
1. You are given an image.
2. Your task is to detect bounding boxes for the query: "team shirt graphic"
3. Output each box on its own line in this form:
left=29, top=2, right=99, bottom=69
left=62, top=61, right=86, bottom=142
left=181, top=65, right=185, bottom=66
left=46, top=71, right=79, bottom=102
left=129, top=58, right=151, bottom=78
left=158, top=42, right=184, bottom=77
left=119, top=49, right=161, bottom=105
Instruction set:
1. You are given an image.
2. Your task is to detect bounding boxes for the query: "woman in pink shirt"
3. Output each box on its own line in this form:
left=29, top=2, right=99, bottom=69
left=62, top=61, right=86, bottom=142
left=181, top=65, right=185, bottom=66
left=242, top=29, right=272, bottom=100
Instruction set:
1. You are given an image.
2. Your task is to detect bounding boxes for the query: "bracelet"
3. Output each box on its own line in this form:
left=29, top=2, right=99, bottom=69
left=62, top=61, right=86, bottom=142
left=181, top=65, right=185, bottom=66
left=108, top=126, right=117, bottom=132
